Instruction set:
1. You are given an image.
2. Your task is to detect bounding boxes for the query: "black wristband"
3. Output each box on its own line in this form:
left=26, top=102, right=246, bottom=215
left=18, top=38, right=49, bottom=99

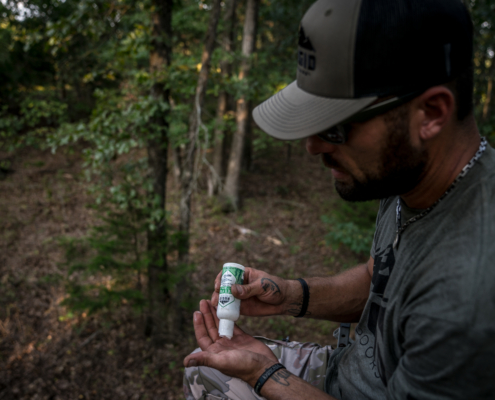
left=295, top=278, right=309, bottom=318
left=254, top=363, right=286, bottom=396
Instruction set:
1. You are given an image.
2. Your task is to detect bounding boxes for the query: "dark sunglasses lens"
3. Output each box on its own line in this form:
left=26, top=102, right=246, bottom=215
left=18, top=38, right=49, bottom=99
left=318, top=126, right=347, bottom=144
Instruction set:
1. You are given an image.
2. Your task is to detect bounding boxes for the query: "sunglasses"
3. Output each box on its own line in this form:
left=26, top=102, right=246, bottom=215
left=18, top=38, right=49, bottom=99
left=316, top=90, right=423, bottom=145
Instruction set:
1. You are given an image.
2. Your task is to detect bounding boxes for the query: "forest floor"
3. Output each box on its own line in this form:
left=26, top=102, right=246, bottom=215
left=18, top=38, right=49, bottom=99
left=0, top=141, right=366, bottom=400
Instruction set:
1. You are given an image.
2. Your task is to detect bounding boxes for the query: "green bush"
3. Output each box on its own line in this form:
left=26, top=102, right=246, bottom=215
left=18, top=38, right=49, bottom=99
left=0, top=90, right=68, bottom=151
left=322, top=199, right=379, bottom=256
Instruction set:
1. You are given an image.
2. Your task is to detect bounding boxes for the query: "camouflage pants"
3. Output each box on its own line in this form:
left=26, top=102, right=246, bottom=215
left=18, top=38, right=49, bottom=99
left=183, top=337, right=333, bottom=400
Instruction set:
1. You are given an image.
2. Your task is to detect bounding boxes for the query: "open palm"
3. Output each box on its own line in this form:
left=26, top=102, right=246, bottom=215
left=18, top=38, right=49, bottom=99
left=184, top=300, right=278, bottom=385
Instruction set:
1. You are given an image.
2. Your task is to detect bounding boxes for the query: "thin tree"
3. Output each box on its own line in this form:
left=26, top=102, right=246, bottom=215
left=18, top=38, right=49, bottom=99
left=208, top=0, right=238, bottom=196
left=174, top=0, right=222, bottom=328
left=482, top=59, right=495, bottom=121
left=146, top=0, right=173, bottom=344
left=222, top=0, right=259, bottom=210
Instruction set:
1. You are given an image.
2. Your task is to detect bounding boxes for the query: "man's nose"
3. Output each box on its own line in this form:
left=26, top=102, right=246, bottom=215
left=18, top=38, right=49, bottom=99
left=306, top=135, right=337, bottom=155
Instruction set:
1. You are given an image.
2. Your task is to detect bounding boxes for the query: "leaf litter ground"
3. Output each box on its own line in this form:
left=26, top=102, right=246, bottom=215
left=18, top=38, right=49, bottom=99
left=0, top=142, right=365, bottom=399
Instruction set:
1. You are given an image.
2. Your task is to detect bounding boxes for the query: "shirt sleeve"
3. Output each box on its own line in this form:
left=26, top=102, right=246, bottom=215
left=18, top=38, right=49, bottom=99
left=385, top=313, right=495, bottom=400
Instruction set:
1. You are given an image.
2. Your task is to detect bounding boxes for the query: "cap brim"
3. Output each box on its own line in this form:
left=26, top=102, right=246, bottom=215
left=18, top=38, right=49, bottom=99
left=253, top=81, right=377, bottom=141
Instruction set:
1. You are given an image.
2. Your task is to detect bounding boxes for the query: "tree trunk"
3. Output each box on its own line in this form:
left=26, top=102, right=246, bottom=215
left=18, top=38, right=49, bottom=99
left=209, top=0, right=238, bottom=196
left=146, top=0, right=172, bottom=345
left=174, top=0, right=222, bottom=329
left=482, top=58, right=495, bottom=121
left=483, top=78, right=492, bottom=120
left=474, top=45, right=489, bottom=109
left=209, top=91, right=228, bottom=196
left=223, top=0, right=259, bottom=210
left=242, top=103, right=253, bottom=172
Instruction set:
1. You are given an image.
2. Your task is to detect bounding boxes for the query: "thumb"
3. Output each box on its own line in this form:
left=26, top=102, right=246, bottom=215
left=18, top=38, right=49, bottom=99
left=184, top=351, right=206, bottom=368
left=231, top=282, right=261, bottom=299
left=184, top=351, right=219, bottom=369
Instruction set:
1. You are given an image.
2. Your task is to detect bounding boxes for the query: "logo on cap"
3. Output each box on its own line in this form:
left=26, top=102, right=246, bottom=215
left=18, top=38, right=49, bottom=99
left=298, top=26, right=316, bottom=75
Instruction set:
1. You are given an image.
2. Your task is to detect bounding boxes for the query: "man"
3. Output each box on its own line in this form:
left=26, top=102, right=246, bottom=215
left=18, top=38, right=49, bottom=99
left=184, top=0, right=495, bottom=398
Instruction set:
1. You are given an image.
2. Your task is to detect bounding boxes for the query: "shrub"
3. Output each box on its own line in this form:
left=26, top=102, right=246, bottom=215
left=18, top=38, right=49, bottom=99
left=322, top=199, right=379, bottom=256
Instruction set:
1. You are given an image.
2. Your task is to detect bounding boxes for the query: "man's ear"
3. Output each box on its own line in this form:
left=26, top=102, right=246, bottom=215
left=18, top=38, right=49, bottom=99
left=415, top=86, right=455, bottom=141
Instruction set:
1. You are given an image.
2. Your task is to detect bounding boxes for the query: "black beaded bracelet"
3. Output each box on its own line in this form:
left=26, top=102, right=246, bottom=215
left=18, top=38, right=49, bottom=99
left=295, top=278, right=309, bottom=318
left=254, top=363, right=286, bottom=396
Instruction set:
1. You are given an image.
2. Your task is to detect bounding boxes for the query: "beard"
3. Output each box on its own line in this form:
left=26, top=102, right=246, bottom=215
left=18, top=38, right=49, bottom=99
left=328, top=105, right=428, bottom=202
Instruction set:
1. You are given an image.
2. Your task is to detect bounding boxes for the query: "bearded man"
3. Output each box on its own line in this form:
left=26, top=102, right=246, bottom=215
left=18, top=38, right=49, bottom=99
left=183, top=0, right=495, bottom=399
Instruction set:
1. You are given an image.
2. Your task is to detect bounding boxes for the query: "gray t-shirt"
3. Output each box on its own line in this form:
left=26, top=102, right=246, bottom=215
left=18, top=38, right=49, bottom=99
left=325, top=144, right=495, bottom=399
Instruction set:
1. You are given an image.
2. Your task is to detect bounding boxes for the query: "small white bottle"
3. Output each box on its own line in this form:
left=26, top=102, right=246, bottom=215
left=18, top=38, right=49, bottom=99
left=217, top=262, right=245, bottom=340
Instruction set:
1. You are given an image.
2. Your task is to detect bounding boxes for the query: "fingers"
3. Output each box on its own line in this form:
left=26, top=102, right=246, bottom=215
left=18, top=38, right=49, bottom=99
left=231, top=280, right=263, bottom=300
left=184, top=349, right=216, bottom=369
left=184, top=351, right=203, bottom=368
left=211, top=291, right=219, bottom=307
left=184, top=350, right=238, bottom=370
left=183, top=348, right=275, bottom=387
left=214, top=271, right=222, bottom=292
left=183, top=349, right=229, bottom=370
left=212, top=270, right=223, bottom=307
left=196, top=300, right=245, bottom=344
left=200, top=300, right=220, bottom=342
left=193, top=310, right=215, bottom=351
left=206, top=300, right=220, bottom=328
left=214, top=267, right=254, bottom=304
left=215, top=267, right=256, bottom=296
left=207, top=299, right=247, bottom=337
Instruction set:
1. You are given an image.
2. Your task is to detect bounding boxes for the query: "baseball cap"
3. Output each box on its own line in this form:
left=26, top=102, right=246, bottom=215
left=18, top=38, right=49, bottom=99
left=253, top=0, right=473, bottom=141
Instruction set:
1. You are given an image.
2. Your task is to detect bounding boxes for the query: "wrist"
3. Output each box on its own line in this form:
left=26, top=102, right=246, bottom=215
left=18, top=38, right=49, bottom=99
left=253, top=363, right=286, bottom=396
left=282, top=279, right=304, bottom=316
left=246, top=357, right=279, bottom=388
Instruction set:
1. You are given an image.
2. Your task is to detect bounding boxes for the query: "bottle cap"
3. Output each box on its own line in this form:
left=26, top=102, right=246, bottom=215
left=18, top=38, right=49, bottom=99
left=218, top=319, right=235, bottom=340
left=223, top=262, right=245, bottom=271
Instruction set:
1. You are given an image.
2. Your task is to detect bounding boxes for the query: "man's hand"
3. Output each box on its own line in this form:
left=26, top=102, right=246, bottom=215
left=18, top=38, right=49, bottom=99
left=183, top=299, right=278, bottom=386
left=211, top=267, right=300, bottom=317
left=211, top=258, right=373, bottom=321
left=184, top=299, right=339, bottom=400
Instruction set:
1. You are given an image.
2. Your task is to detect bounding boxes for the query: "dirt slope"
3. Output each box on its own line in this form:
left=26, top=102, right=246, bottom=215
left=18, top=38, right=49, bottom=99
left=0, top=142, right=360, bottom=399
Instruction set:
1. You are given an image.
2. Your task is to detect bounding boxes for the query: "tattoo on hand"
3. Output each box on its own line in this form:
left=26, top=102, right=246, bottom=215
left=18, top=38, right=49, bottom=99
left=261, top=278, right=281, bottom=295
left=270, top=369, right=291, bottom=386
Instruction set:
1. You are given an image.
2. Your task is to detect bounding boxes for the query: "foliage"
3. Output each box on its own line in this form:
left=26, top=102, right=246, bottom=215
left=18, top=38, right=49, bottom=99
left=322, top=199, right=379, bottom=256
left=51, top=81, right=169, bottom=314
left=41, top=0, right=218, bottom=317
left=251, top=127, right=285, bottom=155
left=60, top=209, right=148, bottom=315
left=2, top=0, right=494, bottom=149
left=0, top=89, right=67, bottom=151
left=469, top=0, right=495, bottom=143
left=3, top=0, right=495, bottom=314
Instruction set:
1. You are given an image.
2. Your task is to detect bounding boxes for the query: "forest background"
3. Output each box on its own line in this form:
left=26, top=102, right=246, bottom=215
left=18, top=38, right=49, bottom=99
left=1, top=0, right=494, bottom=399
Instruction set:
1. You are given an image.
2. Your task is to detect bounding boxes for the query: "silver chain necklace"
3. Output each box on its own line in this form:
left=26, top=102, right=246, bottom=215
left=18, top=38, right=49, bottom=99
left=393, top=137, right=487, bottom=250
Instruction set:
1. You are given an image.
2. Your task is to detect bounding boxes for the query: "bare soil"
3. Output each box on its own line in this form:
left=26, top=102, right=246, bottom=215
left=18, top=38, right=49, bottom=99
left=0, top=142, right=362, bottom=400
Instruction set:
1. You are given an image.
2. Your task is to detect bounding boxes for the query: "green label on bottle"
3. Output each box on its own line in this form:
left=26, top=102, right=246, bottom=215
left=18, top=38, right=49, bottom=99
left=218, top=266, right=244, bottom=308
